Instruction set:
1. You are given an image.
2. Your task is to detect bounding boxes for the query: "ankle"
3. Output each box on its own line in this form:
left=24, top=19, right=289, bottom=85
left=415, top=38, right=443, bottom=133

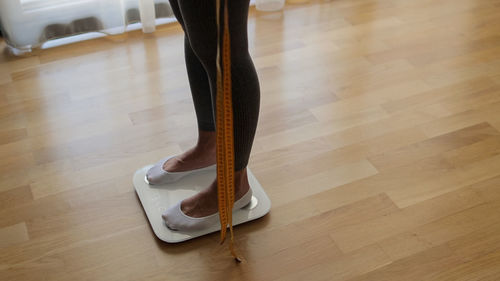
left=196, top=130, right=216, bottom=151
left=234, top=168, right=250, bottom=195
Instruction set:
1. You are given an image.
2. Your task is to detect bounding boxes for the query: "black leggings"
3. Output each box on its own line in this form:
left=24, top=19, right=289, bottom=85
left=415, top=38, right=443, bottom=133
left=168, top=0, right=260, bottom=171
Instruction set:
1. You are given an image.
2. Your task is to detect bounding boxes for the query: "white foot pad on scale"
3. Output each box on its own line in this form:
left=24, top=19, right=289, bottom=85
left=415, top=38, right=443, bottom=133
left=133, top=165, right=271, bottom=243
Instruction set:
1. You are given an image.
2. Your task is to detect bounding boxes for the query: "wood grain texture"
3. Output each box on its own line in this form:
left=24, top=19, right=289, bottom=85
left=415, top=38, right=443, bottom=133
left=1, top=0, right=500, bottom=279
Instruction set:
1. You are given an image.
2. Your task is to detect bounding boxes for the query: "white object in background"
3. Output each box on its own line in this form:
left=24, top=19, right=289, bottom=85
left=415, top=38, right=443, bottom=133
left=0, top=0, right=128, bottom=52
left=255, top=0, right=285, bottom=11
left=133, top=165, right=271, bottom=243
left=138, top=0, right=156, bottom=33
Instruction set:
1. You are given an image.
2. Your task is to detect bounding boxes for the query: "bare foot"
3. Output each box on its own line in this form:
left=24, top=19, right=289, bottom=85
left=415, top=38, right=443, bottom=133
left=163, top=130, right=216, bottom=172
left=178, top=168, right=250, bottom=218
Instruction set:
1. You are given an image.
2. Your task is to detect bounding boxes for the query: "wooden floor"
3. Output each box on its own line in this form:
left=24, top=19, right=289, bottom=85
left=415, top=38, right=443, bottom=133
left=2, top=0, right=500, bottom=279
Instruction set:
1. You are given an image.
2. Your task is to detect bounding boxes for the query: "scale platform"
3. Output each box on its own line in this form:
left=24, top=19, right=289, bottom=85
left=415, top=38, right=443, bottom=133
left=133, top=165, right=271, bottom=243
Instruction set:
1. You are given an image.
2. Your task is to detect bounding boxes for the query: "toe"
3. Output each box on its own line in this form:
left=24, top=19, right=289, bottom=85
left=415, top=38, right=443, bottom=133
left=145, top=175, right=156, bottom=185
left=145, top=165, right=162, bottom=185
left=162, top=202, right=185, bottom=231
left=162, top=213, right=177, bottom=230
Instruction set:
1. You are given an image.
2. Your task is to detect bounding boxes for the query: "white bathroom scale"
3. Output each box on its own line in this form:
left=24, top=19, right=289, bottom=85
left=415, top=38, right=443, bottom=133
left=133, top=165, right=271, bottom=243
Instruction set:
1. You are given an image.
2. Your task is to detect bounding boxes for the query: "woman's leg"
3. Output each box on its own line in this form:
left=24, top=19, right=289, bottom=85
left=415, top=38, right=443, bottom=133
left=160, top=0, right=217, bottom=173
left=176, top=0, right=260, bottom=171
left=170, top=0, right=217, bottom=132
left=165, top=0, right=260, bottom=219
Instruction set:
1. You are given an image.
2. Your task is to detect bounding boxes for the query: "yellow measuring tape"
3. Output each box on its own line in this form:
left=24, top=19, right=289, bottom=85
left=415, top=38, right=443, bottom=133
left=215, top=0, right=243, bottom=262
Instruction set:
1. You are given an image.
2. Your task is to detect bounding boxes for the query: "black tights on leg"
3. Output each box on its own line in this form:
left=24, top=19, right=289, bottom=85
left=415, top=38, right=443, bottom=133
left=168, top=0, right=260, bottom=171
